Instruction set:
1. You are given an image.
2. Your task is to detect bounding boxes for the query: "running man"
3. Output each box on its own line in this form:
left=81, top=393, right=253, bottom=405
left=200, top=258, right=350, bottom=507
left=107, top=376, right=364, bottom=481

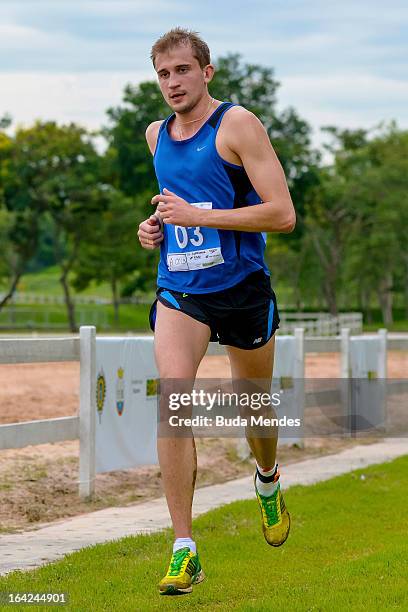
left=138, top=27, right=296, bottom=595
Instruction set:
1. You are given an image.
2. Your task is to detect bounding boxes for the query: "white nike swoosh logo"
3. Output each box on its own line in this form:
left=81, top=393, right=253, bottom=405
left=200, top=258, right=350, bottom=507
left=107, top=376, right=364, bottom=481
left=196, top=146, right=207, bottom=152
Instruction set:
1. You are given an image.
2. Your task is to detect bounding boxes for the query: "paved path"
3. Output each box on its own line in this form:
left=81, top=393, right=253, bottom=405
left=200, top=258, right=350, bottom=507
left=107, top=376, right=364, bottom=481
left=1, top=438, right=407, bottom=576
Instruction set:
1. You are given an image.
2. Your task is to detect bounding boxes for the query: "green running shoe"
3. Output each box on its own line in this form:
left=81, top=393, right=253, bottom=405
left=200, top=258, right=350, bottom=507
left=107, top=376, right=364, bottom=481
left=159, top=547, right=205, bottom=595
left=254, top=470, right=291, bottom=546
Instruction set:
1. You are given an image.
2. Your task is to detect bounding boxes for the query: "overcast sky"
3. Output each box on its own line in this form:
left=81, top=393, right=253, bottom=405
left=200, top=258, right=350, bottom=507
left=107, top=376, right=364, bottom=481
left=1, top=0, right=407, bottom=152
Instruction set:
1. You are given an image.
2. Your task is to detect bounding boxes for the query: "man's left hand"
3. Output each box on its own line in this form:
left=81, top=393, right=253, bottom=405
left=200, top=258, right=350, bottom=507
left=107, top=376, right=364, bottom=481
left=151, top=188, right=201, bottom=227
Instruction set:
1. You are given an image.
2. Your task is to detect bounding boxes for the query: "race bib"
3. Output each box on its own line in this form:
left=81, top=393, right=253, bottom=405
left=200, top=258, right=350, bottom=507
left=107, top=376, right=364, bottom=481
left=166, top=202, right=224, bottom=272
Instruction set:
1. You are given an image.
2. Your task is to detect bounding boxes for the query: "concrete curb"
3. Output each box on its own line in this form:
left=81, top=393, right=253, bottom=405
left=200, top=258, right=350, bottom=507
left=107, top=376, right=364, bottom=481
left=0, top=438, right=407, bottom=576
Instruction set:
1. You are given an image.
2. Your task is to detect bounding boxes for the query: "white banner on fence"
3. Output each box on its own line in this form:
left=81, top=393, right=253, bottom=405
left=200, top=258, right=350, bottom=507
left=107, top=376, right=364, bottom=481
left=272, top=332, right=304, bottom=446
left=349, top=333, right=387, bottom=430
left=350, top=336, right=383, bottom=378
left=95, top=337, right=158, bottom=473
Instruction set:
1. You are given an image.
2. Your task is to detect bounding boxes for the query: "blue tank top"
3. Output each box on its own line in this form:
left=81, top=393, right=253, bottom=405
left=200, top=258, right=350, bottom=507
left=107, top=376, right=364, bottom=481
left=153, top=101, right=270, bottom=294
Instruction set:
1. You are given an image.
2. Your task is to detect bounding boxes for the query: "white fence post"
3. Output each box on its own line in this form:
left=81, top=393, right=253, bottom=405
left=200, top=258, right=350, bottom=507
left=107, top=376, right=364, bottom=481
left=79, top=326, right=96, bottom=499
left=340, top=327, right=351, bottom=434
left=294, top=327, right=305, bottom=448
left=340, top=328, right=350, bottom=378
left=377, top=328, right=388, bottom=431
left=294, top=328, right=305, bottom=379
left=378, top=329, right=388, bottom=379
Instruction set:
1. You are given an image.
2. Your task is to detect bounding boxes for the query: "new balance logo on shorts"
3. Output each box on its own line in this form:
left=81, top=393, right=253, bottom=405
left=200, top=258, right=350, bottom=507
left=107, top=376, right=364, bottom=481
left=253, top=337, right=263, bottom=344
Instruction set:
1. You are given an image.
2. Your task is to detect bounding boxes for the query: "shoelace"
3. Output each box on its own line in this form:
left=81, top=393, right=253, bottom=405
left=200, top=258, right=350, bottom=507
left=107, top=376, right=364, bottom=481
left=168, top=548, right=191, bottom=576
left=262, top=491, right=280, bottom=526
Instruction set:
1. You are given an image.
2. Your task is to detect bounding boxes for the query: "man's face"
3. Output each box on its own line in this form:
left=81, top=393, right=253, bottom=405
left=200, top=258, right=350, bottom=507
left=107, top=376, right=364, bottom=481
left=155, top=44, right=212, bottom=113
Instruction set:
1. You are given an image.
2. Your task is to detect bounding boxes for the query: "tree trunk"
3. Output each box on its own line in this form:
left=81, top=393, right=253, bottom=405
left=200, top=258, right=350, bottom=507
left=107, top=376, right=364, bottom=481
left=0, top=270, right=22, bottom=311
left=111, top=276, right=120, bottom=327
left=292, top=264, right=302, bottom=310
left=366, top=302, right=373, bottom=324
left=60, top=268, right=77, bottom=332
left=359, top=286, right=372, bottom=324
left=377, top=271, right=393, bottom=325
left=310, top=232, right=339, bottom=316
left=323, top=273, right=338, bottom=316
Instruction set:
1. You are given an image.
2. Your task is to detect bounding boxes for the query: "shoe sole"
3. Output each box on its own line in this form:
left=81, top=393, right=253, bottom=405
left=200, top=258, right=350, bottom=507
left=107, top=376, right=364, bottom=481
left=159, top=569, right=206, bottom=595
left=193, top=569, right=205, bottom=584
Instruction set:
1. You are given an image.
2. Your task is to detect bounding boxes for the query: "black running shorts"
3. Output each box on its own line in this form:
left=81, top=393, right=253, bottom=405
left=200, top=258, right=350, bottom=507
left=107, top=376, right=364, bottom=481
left=149, top=269, right=280, bottom=350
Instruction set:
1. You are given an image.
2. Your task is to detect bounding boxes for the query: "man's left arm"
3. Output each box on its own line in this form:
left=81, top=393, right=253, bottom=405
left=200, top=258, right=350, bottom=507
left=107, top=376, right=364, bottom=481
left=200, top=109, right=296, bottom=232
left=152, top=109, right=296, bottom=233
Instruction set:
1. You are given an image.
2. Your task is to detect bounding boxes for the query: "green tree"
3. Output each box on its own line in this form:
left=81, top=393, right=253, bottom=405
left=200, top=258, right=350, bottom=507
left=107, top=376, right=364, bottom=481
left=304, top=124, right=408, bottom=321
left=0, top=128, right=40, bottom=309
left=3, top=121, right=103, bottom=330
left=72, top=187, right=148, bottom=326
left=0, top=207, right=17, bottom=307
left=0, top=114, right=12, bottom=129
left=303, top=171, right=356, bottom=315
left=343, top=125, right=408, bottom=323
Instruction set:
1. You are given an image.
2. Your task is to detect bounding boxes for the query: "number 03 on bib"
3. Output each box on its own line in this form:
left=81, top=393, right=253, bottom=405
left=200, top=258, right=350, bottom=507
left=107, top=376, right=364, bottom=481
left=167, top=202, right=224, bottom=272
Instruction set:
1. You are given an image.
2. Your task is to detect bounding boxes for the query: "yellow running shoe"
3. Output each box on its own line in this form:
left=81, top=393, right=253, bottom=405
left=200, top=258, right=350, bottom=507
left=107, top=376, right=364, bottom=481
left=159, top=547, right=205, bottom=595
left=254, top=469, right=290, bottom=547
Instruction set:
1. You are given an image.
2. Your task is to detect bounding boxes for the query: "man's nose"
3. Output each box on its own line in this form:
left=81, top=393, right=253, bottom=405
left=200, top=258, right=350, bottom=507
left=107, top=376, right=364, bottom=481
left=168, top=74, right=181, bottom=89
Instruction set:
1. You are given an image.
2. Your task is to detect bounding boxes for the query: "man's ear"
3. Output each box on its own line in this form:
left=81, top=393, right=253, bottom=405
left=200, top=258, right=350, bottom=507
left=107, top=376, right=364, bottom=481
left=203, top=64, right=215, bottom=84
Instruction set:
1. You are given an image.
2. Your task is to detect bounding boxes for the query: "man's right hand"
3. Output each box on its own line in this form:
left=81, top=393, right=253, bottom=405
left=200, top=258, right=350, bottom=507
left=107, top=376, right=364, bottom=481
left=137, top=214, right=164, bottom=250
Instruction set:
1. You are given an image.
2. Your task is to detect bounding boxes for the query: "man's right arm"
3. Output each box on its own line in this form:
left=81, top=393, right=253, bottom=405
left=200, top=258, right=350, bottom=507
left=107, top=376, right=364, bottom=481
left=137, top=121, right=165, bottom=250
left=145, top=120, right=164, bottom=155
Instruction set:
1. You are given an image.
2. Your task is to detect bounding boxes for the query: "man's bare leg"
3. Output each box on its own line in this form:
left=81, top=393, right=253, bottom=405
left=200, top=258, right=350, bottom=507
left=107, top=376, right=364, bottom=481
left=227, top=336, right=277, bottom=467
left=227, top=335, right=290, bottom=547
left=154, top=302, right=210, bottom=538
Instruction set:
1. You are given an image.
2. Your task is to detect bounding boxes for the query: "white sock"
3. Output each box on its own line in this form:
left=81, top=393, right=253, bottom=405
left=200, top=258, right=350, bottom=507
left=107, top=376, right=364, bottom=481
left=173, top=537, right=196, bottom=554
left=256, top=462, right=280, bottom=497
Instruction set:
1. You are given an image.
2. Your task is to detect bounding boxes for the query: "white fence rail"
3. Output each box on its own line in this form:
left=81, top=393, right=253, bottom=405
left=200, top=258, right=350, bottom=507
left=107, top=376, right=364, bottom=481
left=0, top=337, right=79, bottom=363
left=279, top=312, right=362, bottom=336
left=2, top=293, right=110, bottom=305
left=0, top=327, right=96, bottom=499
left=0, top=416, right=79, bottom=449
left=2, top=292, right=154, bottom=306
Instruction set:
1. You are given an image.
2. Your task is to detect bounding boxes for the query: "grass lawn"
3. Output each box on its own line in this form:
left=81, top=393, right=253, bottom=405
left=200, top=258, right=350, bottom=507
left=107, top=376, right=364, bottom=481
left=1, top=456, right=407, bottom=611
left=13, top=266, right=113, bottom=299
left=364, top=321, right=408, bottom=333
left=0, top=303, right=151, bottom=332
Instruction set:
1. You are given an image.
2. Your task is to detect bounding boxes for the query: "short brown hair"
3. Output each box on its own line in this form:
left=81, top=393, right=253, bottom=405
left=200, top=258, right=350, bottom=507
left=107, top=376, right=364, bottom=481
left=151, top=27, right=211, bottom=69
